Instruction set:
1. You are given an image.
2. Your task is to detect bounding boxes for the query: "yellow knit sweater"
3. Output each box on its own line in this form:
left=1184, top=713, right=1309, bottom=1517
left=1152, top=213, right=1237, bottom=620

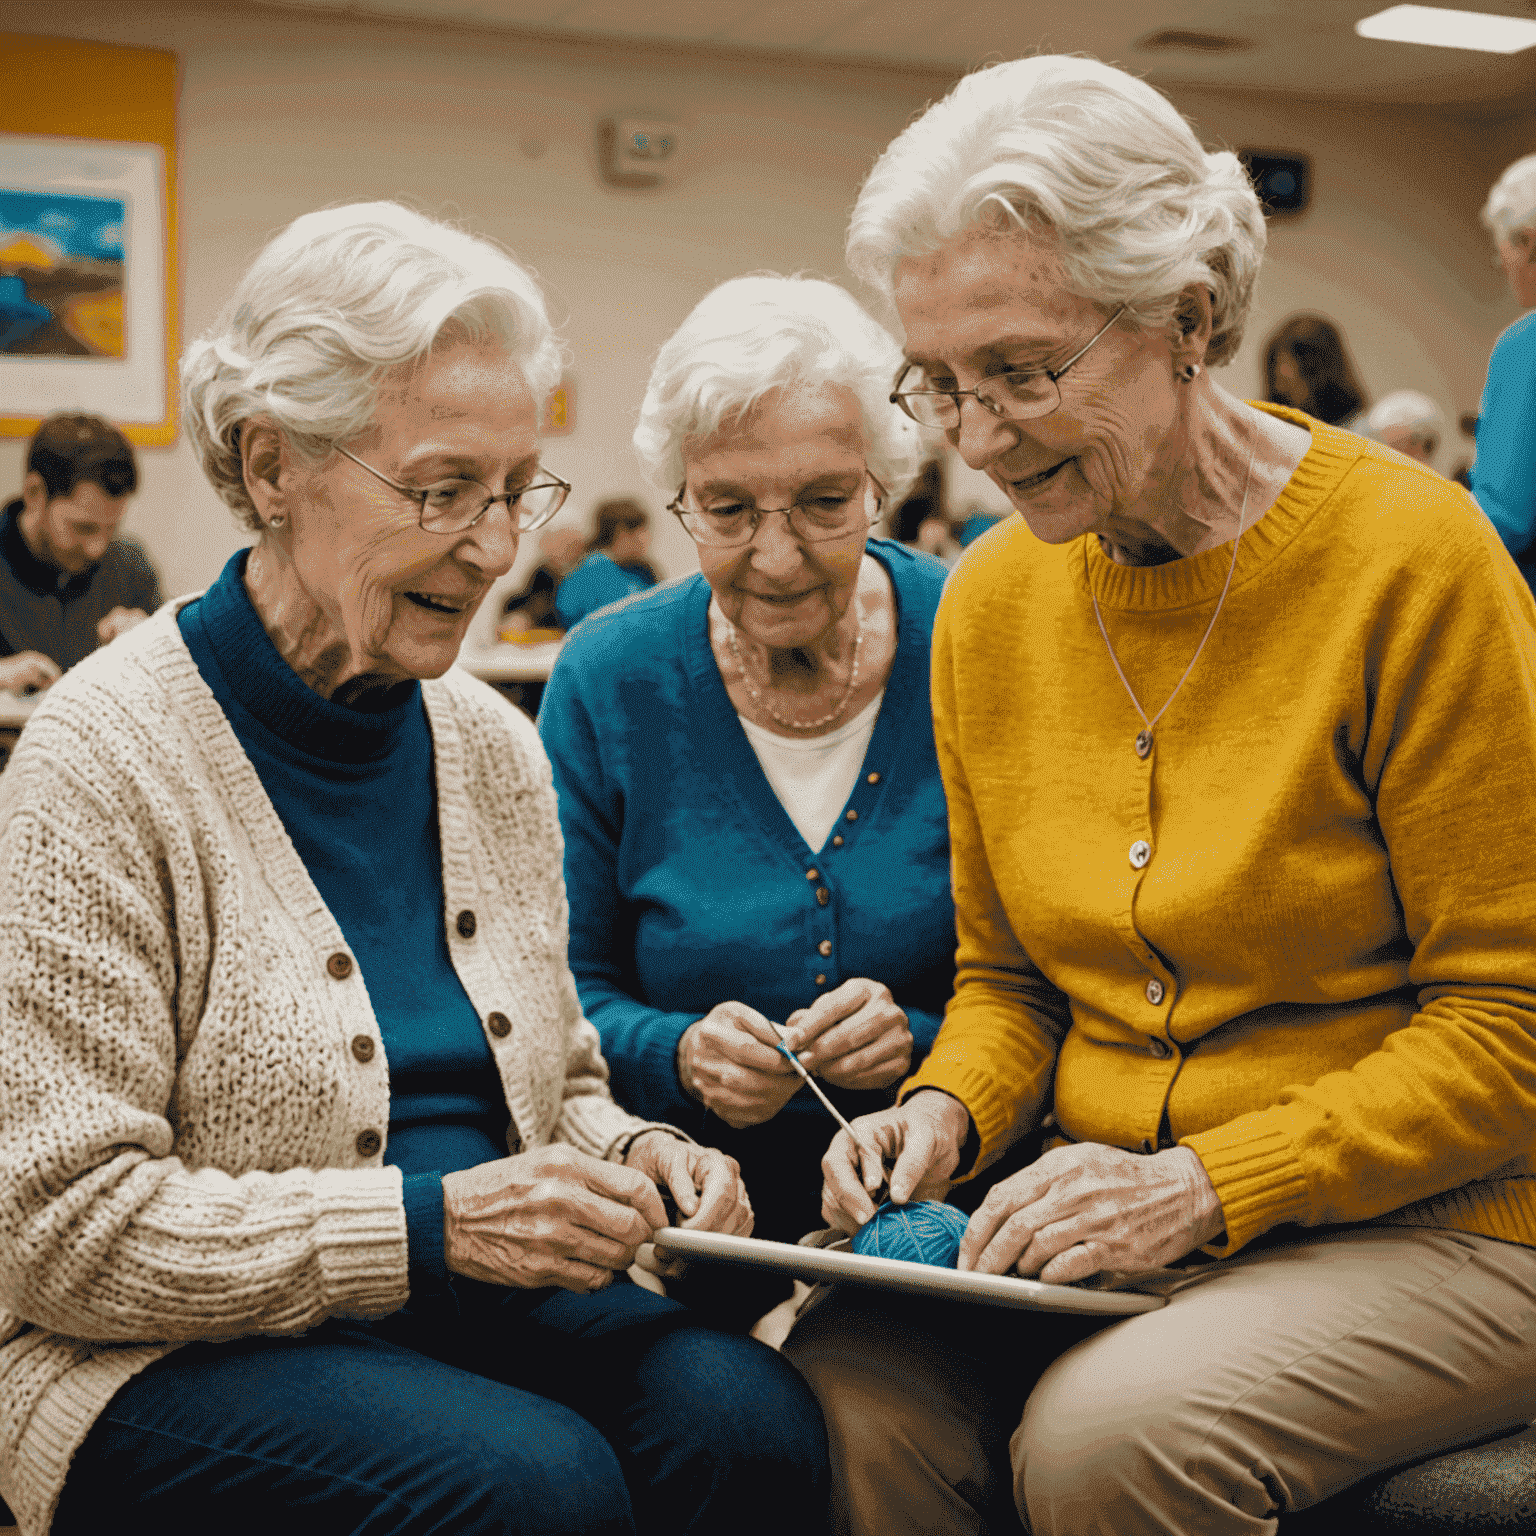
left=905, top=406, right=1536, bottom=1255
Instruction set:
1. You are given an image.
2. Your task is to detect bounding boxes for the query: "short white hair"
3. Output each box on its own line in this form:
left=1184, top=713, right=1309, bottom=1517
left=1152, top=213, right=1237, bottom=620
left=846, top=56, right=1266, bottom=367
left=183, top=201, right=564, bottom=530
left=1482, top=153, right=1536, bottom=245
left=1363, top=389, right=1445, bottom=443
left=632, top=274, right=922, bottom=499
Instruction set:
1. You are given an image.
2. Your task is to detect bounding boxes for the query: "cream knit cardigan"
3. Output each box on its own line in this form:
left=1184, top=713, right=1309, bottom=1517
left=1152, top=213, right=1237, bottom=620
left=0, top=606, right=674, bottom=1536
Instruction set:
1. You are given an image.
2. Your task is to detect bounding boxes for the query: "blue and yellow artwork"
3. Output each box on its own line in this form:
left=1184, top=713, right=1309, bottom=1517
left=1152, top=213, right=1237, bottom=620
left=0, top=190, right=126, bottom=358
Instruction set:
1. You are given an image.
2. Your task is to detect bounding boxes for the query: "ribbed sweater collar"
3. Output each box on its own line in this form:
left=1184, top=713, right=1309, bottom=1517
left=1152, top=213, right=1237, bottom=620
left=1080, top=403, right=1365, bottom=612
left=192, top=550, right=420, bottom=764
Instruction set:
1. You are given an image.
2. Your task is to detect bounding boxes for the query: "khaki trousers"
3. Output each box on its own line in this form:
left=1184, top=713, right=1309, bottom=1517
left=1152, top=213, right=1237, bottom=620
left=781, top=1226, right=1536, bottom=1536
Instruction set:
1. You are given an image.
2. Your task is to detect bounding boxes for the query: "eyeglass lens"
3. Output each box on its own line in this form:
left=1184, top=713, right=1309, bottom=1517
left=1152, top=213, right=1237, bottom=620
left=682, top=494, right=872, bottom=548
left=898, top=370, right=1062, bottom=429
left=418, top=480, right=566, bottom=534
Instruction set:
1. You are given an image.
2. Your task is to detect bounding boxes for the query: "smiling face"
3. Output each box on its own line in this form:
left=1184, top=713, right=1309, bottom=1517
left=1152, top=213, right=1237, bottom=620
left=267, top=337, right=538, bottom=685
left=681, top=382, right=872, bottom=650
left=894, top=227, right=1184, bottom=548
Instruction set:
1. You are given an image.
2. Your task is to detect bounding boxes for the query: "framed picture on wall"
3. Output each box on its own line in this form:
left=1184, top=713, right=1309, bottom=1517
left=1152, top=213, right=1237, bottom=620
left=0, top=34, right=178, bottom=447
left=0, top=135, right=169, bottom=435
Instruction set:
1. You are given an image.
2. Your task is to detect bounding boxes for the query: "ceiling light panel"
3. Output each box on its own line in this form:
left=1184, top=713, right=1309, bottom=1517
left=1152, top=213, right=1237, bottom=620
left=1355, top=4, right=1536, bottom=52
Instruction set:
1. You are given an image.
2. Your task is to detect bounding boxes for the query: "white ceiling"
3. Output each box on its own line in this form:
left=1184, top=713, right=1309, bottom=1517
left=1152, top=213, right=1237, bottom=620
left=266, top=0, right=1536, bottom=110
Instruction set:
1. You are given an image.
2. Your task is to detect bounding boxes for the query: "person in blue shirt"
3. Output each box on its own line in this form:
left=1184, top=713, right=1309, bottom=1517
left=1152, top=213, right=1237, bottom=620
left=556, top=497, right=656, bottom=627
left=41, top=202, right=827, bottom=1536
left=1473, top=153, right=1536, bottom=591
left=539, top=275, right=957, bottom=1328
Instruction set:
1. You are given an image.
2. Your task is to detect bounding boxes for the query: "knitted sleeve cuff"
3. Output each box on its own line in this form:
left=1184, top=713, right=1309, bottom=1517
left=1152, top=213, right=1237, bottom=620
left=401, top=1171, right=446, bottom=1286
left=1180, top=1114, right=1313, bottom=1255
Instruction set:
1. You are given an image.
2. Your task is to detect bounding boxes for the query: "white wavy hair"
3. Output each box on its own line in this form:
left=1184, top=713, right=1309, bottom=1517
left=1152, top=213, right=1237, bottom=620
left=633, top=274, right=922, bottom=499
left=183, top=201, right=564, bottom=531
left=1483, top=153, right=1536, bottom=244
left=1362, top=389, right=1445, bottom=443
left=846, top=56, right=1267, bottom=368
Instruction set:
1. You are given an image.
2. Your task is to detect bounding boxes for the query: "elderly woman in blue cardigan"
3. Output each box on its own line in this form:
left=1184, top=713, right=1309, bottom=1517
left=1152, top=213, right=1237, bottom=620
left=539, top=276, right=955, bottom=1324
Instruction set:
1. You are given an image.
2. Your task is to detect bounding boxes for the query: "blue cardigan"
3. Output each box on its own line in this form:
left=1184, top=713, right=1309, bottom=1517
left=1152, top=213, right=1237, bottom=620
left=1473, top=309, right=1536, bottom=591
left=538, top=539, right=955, bottom=1147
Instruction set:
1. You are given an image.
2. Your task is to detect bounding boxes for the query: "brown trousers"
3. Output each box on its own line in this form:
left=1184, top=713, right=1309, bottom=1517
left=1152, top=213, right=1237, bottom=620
left=781, top=1226, right=1536, bottom=1536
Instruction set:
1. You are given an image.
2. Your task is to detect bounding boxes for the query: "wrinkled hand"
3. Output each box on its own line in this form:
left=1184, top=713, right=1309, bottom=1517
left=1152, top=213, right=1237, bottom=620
left=0, top=650, right=60, bottom=695
left=821, top=1090, right=971, bottom=1233
left=677, top=1002, right=801, bottom=1129
left=442, top=1144, right=668, bottom=1293
left=96, top=606, right=149, bottom=644
left=623, top=1131, right=754, bottom=1237
left=961, top=1143, right=1224, bottom=1285
left=784, top=978, right=912, bottom=1092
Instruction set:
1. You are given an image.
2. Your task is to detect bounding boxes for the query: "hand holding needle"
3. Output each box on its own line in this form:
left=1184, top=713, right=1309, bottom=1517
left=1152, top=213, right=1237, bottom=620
left=767, top=1018, right=893, bottom=1206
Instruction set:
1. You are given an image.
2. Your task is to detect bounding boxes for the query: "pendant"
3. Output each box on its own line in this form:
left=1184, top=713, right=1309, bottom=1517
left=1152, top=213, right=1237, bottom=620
left=1135, top=729, right=1153, bottom=759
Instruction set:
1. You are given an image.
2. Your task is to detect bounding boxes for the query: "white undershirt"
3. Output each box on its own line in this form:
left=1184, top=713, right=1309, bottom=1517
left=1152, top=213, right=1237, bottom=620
left=739, top=693, right=884, bottom=853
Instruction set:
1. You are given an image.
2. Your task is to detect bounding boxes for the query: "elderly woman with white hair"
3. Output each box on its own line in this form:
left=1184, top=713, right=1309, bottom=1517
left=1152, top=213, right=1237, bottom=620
left=1473, top=152, right=1536, bottom=592
left=0, top=204, right=829, bottom=1536
left=1361, top=389, right=1446, bottom=468
left=537, top=275, right=955, bottom=1328
left=781, top=56, right=1536, bottom=1536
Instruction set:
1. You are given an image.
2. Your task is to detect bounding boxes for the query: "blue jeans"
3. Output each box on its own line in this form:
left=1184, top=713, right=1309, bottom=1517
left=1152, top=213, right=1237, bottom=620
left=53, top=1275, right=829, bottom=1535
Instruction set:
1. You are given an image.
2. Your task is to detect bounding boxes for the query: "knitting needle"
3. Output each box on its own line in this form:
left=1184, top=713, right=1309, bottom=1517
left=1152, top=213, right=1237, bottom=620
left=767, top=1018, right=893, bottom=1207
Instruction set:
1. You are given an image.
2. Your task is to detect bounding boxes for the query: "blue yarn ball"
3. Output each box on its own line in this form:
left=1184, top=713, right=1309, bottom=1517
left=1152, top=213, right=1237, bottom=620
left=851, top=1200, right=969, bottom=1268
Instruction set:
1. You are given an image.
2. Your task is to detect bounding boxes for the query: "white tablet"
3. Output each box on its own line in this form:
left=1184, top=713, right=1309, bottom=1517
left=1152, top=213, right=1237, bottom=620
left=649, top=1228, right=1167, bottom=1316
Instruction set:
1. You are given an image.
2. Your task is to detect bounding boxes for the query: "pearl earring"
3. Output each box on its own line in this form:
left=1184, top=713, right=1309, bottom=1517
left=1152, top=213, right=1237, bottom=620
left=1178, top=363, right=1202, bottom=383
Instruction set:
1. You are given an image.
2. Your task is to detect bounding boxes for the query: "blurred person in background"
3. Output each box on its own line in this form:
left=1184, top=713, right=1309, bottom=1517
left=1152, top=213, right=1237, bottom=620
left=0, top=203, right=827, bottom=1536
left=889, top=459, right=961, bottom=565
left=1264, top=314, right=1369, bottom=429
left=539, top=274, right=956, bottom=1332
left=1473, top=152, right=1536, bottom=592
left=500, top=524, right=586, bottom=633
left=555, top=497, right=657, bottom=628
left=1362, top=389, right=1445, bottom=469
left=0, top=411, right=160, bottom=693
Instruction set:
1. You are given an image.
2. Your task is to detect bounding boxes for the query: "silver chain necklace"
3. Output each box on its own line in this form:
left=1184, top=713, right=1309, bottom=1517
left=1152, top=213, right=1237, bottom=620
left=1091, top=434, right=1258, bottom=761
left=727, top=603, right=864, bottom=732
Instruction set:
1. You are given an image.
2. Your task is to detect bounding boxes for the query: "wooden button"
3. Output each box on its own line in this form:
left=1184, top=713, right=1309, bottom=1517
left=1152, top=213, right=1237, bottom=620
left=487, top=1011, right=512, bottom=1038
left=815, top=974, right=827, bottom=986
left=816, top=887, right=830, bottom=906
left=832, top=835, right=844, bottom=847
left=326, top=952, right=353, bottom=980
left=350, top=1035, right=375, bottom=1063
left=818, top=939, right=832, bottom=957
left=456, top=909, right=477, bottom=939
left=866, top=772, right=880, bottom=785
left=355, top=1129, right=382, bottom=1158
left=805, top=868, right=819, bottom=881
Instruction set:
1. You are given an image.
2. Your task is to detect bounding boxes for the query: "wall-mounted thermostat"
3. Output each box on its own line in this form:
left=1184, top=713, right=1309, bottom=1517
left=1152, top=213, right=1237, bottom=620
left=598, top=117, right=682, bottom=189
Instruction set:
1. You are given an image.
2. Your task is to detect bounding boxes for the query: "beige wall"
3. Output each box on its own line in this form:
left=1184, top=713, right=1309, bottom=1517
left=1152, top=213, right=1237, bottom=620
left=1, top=3, right=1527, bottom=621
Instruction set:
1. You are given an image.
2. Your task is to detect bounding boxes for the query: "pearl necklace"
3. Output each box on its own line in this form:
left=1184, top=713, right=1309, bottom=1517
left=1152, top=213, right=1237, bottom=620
left=1090, top=433, right=1257, bottom=760
left=727, top=604, right=864, bottom=732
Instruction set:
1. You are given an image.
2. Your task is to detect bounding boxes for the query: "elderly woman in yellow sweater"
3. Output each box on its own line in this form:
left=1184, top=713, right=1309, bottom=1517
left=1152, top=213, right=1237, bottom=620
left=783, top=55, right=1536, bottom=1536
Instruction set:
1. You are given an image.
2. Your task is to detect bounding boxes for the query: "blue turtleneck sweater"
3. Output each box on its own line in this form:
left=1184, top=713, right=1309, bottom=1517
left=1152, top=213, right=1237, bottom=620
left=178, top=551, right=510, bottom=1282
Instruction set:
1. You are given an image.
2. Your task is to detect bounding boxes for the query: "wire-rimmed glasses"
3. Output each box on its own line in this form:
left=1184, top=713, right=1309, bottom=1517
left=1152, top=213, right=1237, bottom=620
left=890, top=305, right=1128, bottom=430
left=333, top=443, right=571, bottom=535
left=668, top=469, right=886, bottom=548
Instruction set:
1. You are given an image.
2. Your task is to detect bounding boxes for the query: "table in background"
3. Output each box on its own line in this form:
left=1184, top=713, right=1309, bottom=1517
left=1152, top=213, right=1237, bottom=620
left=456, top=639, right=563, bottom=719
left=0, top=690, right=39, bottom=774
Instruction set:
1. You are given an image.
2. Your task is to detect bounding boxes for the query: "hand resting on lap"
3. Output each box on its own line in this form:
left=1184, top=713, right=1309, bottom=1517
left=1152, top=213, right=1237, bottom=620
left=443, top=1136, right=751, bottom=1293
left=961, top=1142, right=1224, bottom=1284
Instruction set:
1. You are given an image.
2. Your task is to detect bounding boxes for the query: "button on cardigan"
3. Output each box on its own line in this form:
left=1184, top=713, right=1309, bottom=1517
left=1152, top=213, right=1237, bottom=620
left=539, top=539, right=955, bottom=1239
left=0, top=605, right=675, bottom=1536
